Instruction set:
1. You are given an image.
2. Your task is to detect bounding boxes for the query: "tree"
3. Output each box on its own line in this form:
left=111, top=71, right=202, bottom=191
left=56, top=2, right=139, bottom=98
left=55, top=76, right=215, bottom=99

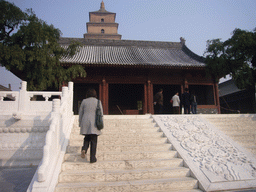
left=0, top=0, right=26, bottom=42
left=0, top=0, right=86, bottom=90
left=204, top=28, right=256, bottom=89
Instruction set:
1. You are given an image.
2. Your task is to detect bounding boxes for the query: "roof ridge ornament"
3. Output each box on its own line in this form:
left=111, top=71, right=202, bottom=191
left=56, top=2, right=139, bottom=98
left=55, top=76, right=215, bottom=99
left=180, top=37, right=186, bottom=45
left=99, top=1, right=106, bottom=12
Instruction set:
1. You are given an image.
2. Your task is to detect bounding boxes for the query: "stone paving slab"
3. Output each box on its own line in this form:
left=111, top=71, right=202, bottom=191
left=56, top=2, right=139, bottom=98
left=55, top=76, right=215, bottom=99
left=0, top=166, right=37, bottom=192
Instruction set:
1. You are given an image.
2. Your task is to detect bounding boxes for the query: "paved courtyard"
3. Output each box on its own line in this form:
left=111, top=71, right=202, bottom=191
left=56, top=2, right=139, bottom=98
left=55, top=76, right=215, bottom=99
left=0, top=166, right=37, bottom=192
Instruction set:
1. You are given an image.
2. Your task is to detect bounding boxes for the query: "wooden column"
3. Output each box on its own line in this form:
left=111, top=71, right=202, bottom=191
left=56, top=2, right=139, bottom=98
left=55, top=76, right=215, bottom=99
left=101, top=77, right=109, bottom=115
left=212, top=83, right=217, bottom=106
left=184, top=78, right=188, bottom=90
left=150, top=82, right=154, bottom=114
left=99, top=82, right=103, bottom=101
left=143, top=83, right=148, bottom=114
left=214, top=82, right=221, bottom=114
left=181, top=84, right=184, bottom=94
left=99, top=81, right=103, bottom=113
left=147, top=80, right=153, bottom=114
left=105, top=83, right=109, bottom=115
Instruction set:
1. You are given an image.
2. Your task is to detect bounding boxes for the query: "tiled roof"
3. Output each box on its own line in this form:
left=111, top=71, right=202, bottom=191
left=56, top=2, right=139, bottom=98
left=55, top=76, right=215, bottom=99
left=219, top=79, right=242, bottom=97
left=59, top=38, right=205, bottom=68
left=0, top=84, right=11, bottom=91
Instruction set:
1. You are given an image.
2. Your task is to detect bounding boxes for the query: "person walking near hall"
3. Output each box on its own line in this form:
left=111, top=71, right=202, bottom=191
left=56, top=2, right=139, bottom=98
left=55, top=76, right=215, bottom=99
left=154, top=88, right=164, bottom=114
left=171, top=92, right=180, bottom=114
left=79, top=88, right=103, bottom=163
left=190, top=90, right=197, bottom=114
left=182, top=88, right=190, bottom=114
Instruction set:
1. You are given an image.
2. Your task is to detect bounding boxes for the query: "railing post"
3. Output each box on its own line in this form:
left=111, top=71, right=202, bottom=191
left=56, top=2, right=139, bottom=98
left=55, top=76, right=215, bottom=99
left=68, top=82, right=74, bottom=113
left=52, top=99, right=60, bottom=113
left=62, top=87, right=69, bottom=98
left=14, top=81, right=28, bottom=118
left=68, top=82, right=73, bottom=92
left=52, top=99, right=60, bottom=152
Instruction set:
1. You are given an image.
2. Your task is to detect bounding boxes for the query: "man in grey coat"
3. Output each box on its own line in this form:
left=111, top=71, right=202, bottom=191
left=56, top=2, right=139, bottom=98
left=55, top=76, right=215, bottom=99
left=79, top=88, right=103, bottom=163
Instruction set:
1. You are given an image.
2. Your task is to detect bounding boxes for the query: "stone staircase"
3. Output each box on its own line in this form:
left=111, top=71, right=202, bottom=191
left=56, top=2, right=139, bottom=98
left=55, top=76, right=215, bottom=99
left=55, top=115, right=202, bottom=192
left=0, top=114, right=50, bottom=167
left=202, top=114, right=256, bottom=156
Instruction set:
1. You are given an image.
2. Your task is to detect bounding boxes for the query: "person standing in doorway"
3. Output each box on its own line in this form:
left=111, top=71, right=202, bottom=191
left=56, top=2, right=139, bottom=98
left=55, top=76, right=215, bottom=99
left=182, top=88, right=190, bottom=114
left=171, top=92, right=180, bottom=114
left=154, top=88, right=164, bottom=114
left=79, top=88, right=103, bottom=163
left=190, top=90, right=197, bottom=114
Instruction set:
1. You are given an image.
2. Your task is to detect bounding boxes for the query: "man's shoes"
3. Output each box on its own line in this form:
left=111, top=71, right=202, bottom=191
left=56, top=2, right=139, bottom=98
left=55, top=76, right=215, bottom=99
left=81, top=150, right=86, bottom=159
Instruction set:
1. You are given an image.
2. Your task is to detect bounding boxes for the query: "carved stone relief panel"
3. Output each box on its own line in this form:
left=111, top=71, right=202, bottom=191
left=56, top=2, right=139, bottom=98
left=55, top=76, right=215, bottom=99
left=153, top=115, right=256, bottom=191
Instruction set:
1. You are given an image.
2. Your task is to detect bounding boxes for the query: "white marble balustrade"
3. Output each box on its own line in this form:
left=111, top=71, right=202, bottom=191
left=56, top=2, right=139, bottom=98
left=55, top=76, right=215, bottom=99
left=0, top=81, right=61, bottom=116
left=25, top=82, right=74, bottom=192
left=0, top=81, right=74, bottom=192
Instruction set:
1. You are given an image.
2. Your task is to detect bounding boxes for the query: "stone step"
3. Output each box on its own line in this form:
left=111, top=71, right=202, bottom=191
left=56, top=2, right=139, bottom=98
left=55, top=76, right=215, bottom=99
left=74, top=117, right=153, bottom=122
left=58, top=167, right=190, bottom=183
left=72, top=125, right=158, bottom=130
left=211, top=124, right=256, bottom=131
left=104, top=119, right=154, bottom=127
left=101, top=115, right=152, bottom=119
left=72, top=126, right=159, bottom=134
left=55, top=177, right=198, bottom=192
left=206, top=118, right=255, bottom=126
left=62, top=158, right=184, bottom=171
left=69, top=137, right=168, bottom=146
left=94, top=118, right=154, bottom=123
left=71, top=123, right=156, bottom=130
left=70, top=131, right=164, bottom=141
left=73, top=118, right=156, bottom=127
left=240, top=143, right=256, bottom=155
left=66, top=143, right=173, bottom=153
left=64, top=150, right=177, bottom=161
left=147, top=190, right=202, bottom=192
left=210, top=120, right=255, bottom=125
left=229, top=134, right=256, bottom=142
left=56, top=116, right=201, bottom=192
left=213, top=121, right=256, bottom=128
left=234, top=139, right=256, bottom=146
left=220, top=129, right=256, bottom=135
left=203, top=115, right=256, bottom=157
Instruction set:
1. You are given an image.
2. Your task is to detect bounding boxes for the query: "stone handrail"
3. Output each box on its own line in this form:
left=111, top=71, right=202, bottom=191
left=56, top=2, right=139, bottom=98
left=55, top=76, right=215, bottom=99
left=21, top=82, right=74, bottom=192
left=37, top=82, right=73, bottom=182
left=0, top=81, right=74, bottom=191
left=0, top=81, right=62, bottom=116
left=0, top=91, right=19, bottom=101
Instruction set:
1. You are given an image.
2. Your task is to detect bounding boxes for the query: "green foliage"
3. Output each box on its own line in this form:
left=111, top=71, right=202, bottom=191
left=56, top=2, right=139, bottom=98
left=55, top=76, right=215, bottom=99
left=204, top=28, right=256, bottom=89
left=232, top=64, right=254, bottom=89
left=204, top=39, right=227, bottom=81
left=0, top=0, right=86, bottom=90
left=0, top=0, right=26, bottom=43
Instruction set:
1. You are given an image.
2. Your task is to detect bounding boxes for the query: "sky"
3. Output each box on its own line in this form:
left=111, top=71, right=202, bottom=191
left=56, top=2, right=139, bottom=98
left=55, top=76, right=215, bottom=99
left=1, top=0, right=256, bottom=90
